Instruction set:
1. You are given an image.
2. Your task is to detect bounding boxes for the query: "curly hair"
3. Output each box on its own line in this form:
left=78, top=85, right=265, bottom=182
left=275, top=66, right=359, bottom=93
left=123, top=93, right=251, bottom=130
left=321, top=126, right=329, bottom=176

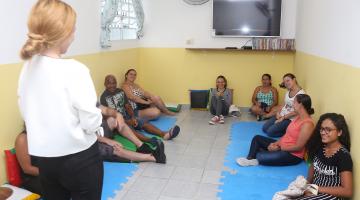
left=306, top=113, right=351, bottom=161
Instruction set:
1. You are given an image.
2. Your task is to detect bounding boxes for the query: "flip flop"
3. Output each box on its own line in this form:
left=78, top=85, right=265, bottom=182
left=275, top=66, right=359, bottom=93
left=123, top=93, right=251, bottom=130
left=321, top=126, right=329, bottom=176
left=168, top=125, right=180, bottom=140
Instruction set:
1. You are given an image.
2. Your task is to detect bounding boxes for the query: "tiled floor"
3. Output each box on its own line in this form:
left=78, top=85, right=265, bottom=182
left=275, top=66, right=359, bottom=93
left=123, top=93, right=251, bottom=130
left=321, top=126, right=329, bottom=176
left=111, top=106, right=256, bottom=200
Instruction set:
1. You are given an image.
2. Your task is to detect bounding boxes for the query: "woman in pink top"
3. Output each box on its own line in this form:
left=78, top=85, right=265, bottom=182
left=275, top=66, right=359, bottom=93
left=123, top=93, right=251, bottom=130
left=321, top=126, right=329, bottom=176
left=237, top=94, right=315, bottom=166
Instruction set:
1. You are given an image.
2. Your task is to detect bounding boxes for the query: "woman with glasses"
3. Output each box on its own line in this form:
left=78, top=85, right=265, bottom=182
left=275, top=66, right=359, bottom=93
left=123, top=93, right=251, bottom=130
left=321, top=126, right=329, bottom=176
left=236, top=94, right=314, bottom=166
left=296, top=113, right=353, bottom=199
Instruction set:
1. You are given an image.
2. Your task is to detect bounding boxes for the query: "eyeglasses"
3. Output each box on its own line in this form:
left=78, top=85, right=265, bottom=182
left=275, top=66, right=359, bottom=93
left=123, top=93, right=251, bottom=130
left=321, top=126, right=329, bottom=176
left=319, top=127, right=337, bottom=134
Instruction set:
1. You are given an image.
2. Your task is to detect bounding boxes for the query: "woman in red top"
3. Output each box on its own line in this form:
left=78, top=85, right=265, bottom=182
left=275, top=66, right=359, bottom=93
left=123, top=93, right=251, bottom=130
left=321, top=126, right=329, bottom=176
left=237, top=94, right=315, bottom=166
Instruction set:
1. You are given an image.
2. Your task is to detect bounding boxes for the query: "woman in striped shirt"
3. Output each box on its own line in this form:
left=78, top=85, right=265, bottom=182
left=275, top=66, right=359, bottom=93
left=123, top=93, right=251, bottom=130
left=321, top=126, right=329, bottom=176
left=298, top=113, right=353, bottom=200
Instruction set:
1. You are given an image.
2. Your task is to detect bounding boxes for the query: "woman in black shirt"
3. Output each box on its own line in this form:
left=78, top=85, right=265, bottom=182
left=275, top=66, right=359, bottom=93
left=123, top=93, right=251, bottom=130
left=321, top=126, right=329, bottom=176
left=298, top=113, right=353, bottom=200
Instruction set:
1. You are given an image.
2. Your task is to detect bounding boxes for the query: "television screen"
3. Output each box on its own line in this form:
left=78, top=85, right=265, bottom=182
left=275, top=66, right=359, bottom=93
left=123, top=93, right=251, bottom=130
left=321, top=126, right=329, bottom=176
left=213, top=0, right=282, bottom=37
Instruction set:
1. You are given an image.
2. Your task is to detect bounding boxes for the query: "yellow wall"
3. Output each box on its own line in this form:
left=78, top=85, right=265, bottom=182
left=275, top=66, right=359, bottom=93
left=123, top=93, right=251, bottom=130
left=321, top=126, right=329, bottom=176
left=137, top=48, right=295, bottom=107
left=0, top=48, right=138, bottom=183
left=294, top=51, right=360, bottom=199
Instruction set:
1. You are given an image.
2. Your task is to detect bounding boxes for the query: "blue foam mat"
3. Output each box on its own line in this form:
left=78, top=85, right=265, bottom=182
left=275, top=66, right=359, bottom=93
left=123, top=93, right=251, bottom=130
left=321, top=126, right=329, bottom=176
left=218, top=121, right=308, bottom=200
left=139, top=116, right=177, bottom=138
left=101, top=116, right=177, bottom=200
left=102, top=162, right=137, bottom=200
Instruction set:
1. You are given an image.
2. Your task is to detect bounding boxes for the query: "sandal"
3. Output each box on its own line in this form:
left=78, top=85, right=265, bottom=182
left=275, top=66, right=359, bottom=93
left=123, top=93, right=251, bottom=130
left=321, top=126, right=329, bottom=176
left=168, top=125, right=180, bottom=140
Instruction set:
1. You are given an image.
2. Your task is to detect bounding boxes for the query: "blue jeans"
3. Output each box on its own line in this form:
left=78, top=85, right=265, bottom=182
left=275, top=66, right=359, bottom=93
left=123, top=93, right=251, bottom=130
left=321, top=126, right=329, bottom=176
left=247, top=135, right=302, bottom=166
left=262, top=116, right=291, bottom=137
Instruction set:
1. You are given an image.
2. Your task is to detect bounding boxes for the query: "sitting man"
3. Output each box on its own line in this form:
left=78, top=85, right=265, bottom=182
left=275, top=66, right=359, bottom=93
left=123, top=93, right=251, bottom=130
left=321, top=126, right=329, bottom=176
left=97, top=104, right=166, bottom=163
left=100, top=75, right=180, bottom=140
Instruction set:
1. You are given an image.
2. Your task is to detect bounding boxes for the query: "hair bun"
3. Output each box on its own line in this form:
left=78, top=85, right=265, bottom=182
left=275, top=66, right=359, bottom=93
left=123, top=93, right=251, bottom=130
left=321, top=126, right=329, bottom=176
left=28, top=33, right=45, bottom=42
left=308, top=108, right=315, bottom=115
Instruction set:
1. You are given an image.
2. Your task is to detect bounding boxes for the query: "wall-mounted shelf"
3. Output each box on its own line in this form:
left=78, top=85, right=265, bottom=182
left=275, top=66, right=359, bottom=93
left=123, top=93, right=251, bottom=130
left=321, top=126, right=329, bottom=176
left=185, top=48, right=295, bottom=52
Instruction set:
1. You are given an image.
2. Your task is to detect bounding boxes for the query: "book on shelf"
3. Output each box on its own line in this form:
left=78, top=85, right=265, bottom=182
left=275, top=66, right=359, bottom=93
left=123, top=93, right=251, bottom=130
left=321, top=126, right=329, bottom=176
left=252, top=38, right=295, bottom=51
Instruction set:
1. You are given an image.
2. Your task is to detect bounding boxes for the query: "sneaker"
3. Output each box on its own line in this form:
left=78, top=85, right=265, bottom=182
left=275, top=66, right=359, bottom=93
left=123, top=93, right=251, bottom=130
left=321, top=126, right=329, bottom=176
left=219, top=115, right=225, bottom=124
left=152, top=140, right=166, bottom=164
left=209, top=116, right=220, bottom=125
left=236, top=157, right=259, bottom=167
left=136, top=143, right=153, bottom=154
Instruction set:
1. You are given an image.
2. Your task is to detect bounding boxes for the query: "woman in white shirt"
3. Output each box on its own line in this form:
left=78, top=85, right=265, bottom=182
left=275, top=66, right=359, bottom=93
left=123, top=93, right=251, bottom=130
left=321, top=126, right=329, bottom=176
left=262, top=73, right=305, bottom=137
left=18, top=1, right=103, bottom=199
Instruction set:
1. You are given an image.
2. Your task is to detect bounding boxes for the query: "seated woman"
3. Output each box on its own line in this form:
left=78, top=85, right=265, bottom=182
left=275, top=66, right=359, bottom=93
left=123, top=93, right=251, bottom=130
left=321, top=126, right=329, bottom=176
left=15, top=131, right=42, bottom=195
left=236, top=94, right=314, bottom=166
left=101, top=75, right=180, bottom=140
left=250, top=74, right=278, bottom=121
left=263, top=73, right=305, bottom=137
left=122, top=69, right=175, bottom=119
left=209, top=75, right=232, bottom=125
left=296, top=113, right=353, bottom=200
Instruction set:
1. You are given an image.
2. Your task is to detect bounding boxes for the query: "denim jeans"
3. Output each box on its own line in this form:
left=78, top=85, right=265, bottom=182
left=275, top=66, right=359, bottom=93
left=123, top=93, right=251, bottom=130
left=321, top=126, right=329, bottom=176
left=262, top=116, right=291, bottom=137
left=247, top=135, right=302, bottom=166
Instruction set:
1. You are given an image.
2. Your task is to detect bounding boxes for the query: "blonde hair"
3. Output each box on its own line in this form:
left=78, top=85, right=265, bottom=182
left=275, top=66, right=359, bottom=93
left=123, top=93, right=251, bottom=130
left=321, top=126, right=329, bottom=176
left=20, top=0, right=76, bottom=60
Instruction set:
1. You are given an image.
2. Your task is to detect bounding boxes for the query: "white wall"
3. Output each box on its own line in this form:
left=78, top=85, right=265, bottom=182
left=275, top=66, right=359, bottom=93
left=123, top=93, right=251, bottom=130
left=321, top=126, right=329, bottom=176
left=296, top=0, right=360, bottom=68
left=140, top=0, right=297, bottom=48
left=0, top=0, right=139, bottom=65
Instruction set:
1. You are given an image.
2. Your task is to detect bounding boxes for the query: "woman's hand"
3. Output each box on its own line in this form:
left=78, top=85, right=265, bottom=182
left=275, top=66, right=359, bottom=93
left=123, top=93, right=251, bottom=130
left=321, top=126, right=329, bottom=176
left=268, top=143, right=280, bottom=151
left=275, top=116, right=284, bottom=124
left=276, top=112, right=282, bottom=119
left=130, top=118, right=138, bottom=127
left=303, top=190, right=315, bottom=197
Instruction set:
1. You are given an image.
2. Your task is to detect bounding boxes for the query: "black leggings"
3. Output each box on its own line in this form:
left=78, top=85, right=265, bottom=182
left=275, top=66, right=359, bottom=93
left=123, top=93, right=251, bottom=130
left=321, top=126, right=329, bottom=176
left=36, top=141, right=103, bottom=200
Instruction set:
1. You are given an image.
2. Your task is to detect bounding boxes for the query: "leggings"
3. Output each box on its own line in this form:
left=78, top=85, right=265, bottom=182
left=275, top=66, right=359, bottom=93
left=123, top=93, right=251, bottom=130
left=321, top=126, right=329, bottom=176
left=210, top=95, right=229, bottom=116
left=247, top=135, right=303, bottom=166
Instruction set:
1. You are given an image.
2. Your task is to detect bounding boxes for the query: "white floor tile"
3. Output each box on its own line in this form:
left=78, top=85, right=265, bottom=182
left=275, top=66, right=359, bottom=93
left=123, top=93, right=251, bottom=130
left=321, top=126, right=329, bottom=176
left=142, top=163, right=176, bottom=179
left=170, top=167, right=204, bottom=182
left=128, top=177, right=168, bottom=195
left=161, top=180, right=200, bottom=199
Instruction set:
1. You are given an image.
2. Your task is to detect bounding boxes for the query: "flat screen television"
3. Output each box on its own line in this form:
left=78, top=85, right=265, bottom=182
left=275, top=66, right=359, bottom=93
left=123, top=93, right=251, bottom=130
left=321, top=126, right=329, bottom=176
left=213, top=0, right=282, bottom=37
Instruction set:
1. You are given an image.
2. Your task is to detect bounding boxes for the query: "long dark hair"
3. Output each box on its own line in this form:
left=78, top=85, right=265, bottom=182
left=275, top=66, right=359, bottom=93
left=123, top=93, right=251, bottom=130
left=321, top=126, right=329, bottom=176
left=306, top=113, right=351, bottom=160
left=216, top=75, right=227, bottom=89
left=295, top=94, right=314, bottom=115
left=125, top=69, right=136, bottom=80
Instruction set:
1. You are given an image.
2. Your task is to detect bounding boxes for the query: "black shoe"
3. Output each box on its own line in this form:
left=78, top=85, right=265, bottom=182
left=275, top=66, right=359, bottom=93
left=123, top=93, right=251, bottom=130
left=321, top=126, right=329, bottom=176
left=152, top=140, right=166, bottom=164
left=136, top=143, right=153, bottom=154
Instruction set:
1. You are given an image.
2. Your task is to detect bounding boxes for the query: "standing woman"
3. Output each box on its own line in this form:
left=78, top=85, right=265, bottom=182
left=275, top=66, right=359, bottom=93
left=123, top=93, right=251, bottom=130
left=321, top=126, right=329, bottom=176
left=18, top=0, right=103, bottom=199
left=262, top=73, right=305, bottom=137
left=250, top=74, right=278, bottom=121
left=122, top=69, right=174, bottom=119
left=208, top=75, right=232, bottom=125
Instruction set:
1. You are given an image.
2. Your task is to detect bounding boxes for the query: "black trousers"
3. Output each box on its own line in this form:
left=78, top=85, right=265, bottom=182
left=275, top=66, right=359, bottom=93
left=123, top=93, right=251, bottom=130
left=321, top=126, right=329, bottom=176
left=36, top=141, right=103, bottom=200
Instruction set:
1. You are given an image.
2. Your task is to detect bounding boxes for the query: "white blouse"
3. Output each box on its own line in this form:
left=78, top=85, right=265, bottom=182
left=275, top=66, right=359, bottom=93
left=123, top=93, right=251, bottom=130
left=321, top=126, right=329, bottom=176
left=18, top=55, right=102, bottom=157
